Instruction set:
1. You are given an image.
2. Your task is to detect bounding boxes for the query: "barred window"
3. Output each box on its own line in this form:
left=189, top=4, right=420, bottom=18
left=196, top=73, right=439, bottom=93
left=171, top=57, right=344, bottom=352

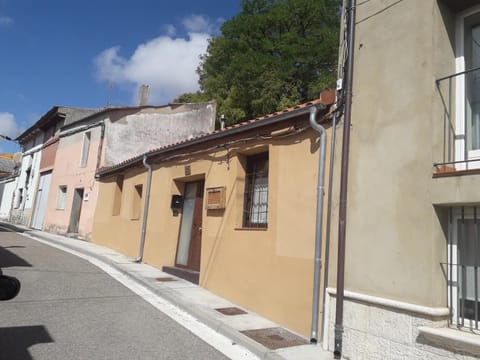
left=243, top=153, right=268, bottom=228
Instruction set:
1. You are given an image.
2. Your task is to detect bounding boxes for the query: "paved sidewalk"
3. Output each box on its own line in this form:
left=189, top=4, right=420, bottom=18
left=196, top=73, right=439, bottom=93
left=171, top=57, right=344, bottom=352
left=0, top=222, right=332, bottom=360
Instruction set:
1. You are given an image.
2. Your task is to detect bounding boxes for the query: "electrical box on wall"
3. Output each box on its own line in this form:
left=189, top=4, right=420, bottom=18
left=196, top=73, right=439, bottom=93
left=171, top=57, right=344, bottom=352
left=205, top=186, right=226, bottom=210
left=171, top=195, right=183, bottom=210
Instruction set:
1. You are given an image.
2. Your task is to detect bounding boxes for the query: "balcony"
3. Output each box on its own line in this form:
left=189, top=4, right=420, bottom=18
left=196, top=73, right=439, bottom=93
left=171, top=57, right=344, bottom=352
left=434, top=66, right=480, bottom=177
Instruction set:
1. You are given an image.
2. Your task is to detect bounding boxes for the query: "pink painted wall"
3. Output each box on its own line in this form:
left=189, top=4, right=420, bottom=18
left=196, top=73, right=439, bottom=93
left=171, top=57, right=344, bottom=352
left=43, top=127, right=102, bottom=240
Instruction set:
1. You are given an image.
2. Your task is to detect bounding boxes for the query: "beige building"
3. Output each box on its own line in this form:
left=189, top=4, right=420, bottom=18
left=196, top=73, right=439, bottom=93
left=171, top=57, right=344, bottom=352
left=91, top=93, right=335, bottom=338
left=324, top=0, right=480, bottom=359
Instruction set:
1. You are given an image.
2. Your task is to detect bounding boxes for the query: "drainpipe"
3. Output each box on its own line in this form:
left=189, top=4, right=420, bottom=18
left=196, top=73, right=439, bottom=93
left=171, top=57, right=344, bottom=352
left=334, top=0, right=356, bottom=358
left=320, top=112, right=337, bottom=344
left=135, top=155, right=152, bottom=263
left=309, top=103, right=327, bottom=344
left=95, top=121, right=106, bottom=170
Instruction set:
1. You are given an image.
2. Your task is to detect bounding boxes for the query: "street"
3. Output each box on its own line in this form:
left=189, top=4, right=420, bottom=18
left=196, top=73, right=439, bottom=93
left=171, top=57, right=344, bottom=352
left=0, top=227, right=230, bottom=360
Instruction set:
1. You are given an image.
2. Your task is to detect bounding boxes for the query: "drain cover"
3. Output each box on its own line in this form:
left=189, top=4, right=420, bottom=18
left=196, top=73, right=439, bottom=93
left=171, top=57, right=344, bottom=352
left=241, top=327, right=309, bottom=349
left=155, top=277, right=177, bottom=282
left=215, top=307, right=247, bottom=316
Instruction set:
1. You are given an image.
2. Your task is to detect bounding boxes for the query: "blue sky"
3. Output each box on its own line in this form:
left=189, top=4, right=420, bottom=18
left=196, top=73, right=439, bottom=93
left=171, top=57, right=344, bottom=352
left=0, top=0, right=241, bottom=153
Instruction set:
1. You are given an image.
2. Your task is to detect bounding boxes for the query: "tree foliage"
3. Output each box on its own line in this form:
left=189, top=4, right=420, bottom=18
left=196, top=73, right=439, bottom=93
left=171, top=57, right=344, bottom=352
left=175, top=0, right=341, bottom=126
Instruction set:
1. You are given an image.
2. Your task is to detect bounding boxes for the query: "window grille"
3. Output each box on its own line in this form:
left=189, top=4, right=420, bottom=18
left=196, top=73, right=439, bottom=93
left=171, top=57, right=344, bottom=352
left=243, top=153, right=268, bottom=228
left=447, top=205, right=480, bottom=330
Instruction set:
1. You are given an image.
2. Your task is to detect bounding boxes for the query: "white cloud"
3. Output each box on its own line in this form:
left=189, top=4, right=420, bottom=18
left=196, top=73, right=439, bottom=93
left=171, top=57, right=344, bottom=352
left=0, top=16, right=13, bottom=26
left=94, top=15, right=216, bottom=105
left=163, top=24, right=176, bottom=37
left=0, top=112, right=19, bottom=139
left=182, top=15, right=212, bottom=33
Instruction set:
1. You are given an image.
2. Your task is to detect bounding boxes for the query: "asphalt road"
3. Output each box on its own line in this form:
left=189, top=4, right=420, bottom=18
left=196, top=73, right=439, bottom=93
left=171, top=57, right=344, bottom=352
left=0, top=227, right=230, bottom=360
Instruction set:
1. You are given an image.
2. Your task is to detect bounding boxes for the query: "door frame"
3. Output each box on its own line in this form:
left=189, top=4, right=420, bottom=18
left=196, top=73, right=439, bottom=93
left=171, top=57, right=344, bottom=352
left=174, top=180, right=204, bottom=271
left=68, top=187, right=84, bottom=233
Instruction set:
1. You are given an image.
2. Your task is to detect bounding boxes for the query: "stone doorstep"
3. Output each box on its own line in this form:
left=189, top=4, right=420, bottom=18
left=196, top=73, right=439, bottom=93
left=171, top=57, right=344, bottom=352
left=418, top=326, right=480, bottom=358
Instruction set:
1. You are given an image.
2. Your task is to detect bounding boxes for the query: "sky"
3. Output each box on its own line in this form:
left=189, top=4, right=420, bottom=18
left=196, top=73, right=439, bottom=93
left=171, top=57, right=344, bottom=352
left=0, top=0, right=241, bottom=153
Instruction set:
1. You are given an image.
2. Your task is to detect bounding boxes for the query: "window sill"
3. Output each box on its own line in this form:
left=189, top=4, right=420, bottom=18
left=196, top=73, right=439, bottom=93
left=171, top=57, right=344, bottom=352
left=234, top=227, right=268, bottom=231
left=418, top=326, right=480, bottom=357
left=433, top=167, right=480, bottom=178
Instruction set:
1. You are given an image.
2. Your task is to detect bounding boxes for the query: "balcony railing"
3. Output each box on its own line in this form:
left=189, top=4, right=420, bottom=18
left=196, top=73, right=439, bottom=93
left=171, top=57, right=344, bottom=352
left=435, top=66, right=480, bottom=173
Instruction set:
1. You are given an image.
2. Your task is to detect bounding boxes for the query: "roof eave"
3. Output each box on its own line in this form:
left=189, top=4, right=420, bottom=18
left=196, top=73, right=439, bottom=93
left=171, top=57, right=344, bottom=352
left=96, top=102, right=327, bottom=178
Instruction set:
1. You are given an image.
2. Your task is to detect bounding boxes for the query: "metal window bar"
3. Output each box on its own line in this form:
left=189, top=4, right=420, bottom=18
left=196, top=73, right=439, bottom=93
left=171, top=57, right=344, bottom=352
left=460, top=206, right=465, bottom=327
left=475, top=206, right=479, bottom=330
left=448, top=206, right=453, bottom=326
left=446, top=205, right=480, bottom=330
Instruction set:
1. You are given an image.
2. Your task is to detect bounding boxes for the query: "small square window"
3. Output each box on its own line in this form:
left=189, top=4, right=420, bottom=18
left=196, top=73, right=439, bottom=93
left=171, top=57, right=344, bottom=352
left=56, top=185, right=67, bottom=210
left=131, top=184, right=143, bottom=220
left=112, top=176, right=124, bottom=216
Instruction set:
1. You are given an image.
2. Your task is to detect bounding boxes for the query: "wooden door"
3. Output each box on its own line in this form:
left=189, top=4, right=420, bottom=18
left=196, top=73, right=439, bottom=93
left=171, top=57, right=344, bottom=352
left=175, top=180, right=204, bottom=271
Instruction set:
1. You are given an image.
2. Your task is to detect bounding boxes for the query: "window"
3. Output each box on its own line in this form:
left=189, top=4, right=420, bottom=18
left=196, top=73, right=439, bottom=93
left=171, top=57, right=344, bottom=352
left=455, top=7, right=480, bottom=166
left=80, top=131, right=91, bottom=167
left=112, top=176, right=124, bottom=216
left=56, top=186, right=67, bottom=210
left=243, top=153, right=268, bottom=228
left=465, top=14, right=480, bottom=152
left=131, top=184, right=143, bottom=220
left=448, top=206, right=480, bottom=330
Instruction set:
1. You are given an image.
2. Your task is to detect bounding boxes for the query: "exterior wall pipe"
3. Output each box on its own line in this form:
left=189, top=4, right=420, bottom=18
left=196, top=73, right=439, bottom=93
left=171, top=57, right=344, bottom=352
left=135, top=154, right=152, bottom=262
left=309, top=103, right=327, bottom=344
left=320, top=112, right=337, bottom=344
left=335, top=0, right=356, bottom=358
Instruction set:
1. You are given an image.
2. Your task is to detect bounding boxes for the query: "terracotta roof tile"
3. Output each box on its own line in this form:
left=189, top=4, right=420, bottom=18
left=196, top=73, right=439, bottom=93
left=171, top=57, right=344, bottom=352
left=96, top=93, right=335, bottom=177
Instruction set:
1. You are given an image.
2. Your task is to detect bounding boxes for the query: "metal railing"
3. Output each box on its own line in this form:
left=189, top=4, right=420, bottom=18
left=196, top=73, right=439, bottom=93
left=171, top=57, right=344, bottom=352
left=435, top=66, right=480, bottom=170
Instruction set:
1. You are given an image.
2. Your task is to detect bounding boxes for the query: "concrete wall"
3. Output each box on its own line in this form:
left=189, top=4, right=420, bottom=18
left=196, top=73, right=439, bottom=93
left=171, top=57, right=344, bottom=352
left=329, top=0, right=456, bottom=310
left=42, top=126, right=102, bottom=239
left=92, top=119, right=332, bottom=338
left=325, top=0, right=478, bottom=358
left=104, top=103, right=216, bottom=166
left=0, top=177, right=17, bottom=220
left=10, top=146, right=42, bottom=226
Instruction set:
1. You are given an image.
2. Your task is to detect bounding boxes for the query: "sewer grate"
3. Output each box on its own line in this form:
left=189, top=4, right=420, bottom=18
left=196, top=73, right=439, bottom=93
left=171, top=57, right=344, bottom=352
left=155, top=277, right=178, bottom=282
left=215, top=307, right=247, bottom=316
left=240, top=327, right=309, bottom=350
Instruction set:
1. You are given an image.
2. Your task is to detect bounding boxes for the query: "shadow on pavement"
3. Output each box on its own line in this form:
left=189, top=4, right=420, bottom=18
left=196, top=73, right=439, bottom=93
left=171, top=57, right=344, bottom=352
left=0, top=325, right=54, bottom=360
left=0, top=246, right=31, bottom=268
left=0, top=223, right=30, bottom=233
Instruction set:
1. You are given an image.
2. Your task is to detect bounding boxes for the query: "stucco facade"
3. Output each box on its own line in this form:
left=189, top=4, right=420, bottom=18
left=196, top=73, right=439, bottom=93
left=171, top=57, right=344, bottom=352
left=42, top=103, right=216, bottom=240
left=325, top=0, right=480, bottom=358
left=91, top=98, right=334, bottom=338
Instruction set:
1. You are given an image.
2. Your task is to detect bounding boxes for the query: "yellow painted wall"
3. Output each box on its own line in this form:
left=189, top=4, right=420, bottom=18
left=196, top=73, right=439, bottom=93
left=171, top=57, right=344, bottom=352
left=92, top=123, right=331, bottom=337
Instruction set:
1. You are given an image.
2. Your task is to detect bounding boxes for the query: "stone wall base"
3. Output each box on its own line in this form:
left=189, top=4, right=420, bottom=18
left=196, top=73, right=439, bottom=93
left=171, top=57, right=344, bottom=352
left=324, top=289, right=480, bottom=359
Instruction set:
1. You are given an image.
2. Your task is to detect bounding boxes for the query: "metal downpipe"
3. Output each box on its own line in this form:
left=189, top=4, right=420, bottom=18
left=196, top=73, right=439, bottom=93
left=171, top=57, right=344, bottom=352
left=309, top=104, right=327, bottom=343
left=320, top=112, right=337, bottom=344
left=335, top=0, right=357, bottom=358
left=135, top=155, right=152, bottom=262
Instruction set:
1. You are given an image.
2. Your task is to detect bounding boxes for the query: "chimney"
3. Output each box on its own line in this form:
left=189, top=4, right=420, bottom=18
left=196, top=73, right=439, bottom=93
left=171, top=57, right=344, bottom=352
left=137, top=85, right=150, bottom=106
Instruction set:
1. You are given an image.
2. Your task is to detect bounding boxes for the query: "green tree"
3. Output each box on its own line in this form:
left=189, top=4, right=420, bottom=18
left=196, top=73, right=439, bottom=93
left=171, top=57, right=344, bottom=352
left=175, top=0, right=340, bottom=126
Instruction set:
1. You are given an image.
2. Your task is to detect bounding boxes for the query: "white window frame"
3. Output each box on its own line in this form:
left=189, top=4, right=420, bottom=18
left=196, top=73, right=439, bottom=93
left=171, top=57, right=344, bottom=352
left=455, top=5, right=480, bottom=169
left=56, top=185, right=67, bottom=210
left=80, top=131, right=91, bottom=167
